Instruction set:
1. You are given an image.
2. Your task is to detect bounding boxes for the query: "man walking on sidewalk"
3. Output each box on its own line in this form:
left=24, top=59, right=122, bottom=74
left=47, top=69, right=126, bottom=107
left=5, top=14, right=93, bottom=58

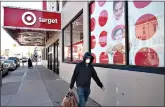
left=69, top=52, right=105, bottom=107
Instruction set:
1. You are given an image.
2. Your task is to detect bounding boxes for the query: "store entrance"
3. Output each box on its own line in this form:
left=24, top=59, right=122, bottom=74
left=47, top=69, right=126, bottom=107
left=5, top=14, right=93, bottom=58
left=53, top=40, right=59, bottom=75
left=48, top=53, right=52, bottom=70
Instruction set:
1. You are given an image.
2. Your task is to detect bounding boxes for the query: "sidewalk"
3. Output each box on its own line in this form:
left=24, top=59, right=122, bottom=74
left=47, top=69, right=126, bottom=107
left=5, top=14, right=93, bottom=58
left=1, top=64, right=101, bottom=106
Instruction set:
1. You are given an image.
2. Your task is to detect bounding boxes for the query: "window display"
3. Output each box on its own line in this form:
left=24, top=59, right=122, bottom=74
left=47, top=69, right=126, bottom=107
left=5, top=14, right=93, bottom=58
left=128, top=1, right=164, bottom=67
left=72, top=14, right=83, bottom=62
left=90, top=1, right=126, bottom=65
left=63, top=25, right=71, bottom=62
left=63, top=11, right=83, bottom=63
left=90, top=1, right=164, bottom=67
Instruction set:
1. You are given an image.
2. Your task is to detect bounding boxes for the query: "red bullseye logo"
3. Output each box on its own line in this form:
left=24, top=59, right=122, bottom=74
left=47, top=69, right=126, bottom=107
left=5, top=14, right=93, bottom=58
left=99, top=52, right=109, bottom=64
left=135, top=47, right=159, bottom=67
left=25, top=14, right=34, bottom=23
left=99, top=31, right=107, bottom=47
left=22, top=12, right=36, bottom=25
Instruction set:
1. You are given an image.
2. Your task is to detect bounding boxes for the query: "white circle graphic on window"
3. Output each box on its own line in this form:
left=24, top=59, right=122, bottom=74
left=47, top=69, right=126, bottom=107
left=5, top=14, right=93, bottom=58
left=22, top=12, right=36, bottom=25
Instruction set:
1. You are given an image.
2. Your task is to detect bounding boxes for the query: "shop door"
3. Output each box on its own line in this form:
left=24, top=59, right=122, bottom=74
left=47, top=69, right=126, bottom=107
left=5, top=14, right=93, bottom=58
left=47, top=53, right=50, bottom=69
left=54, top=40, right=59, bottom=75
left=53, top=43, right=55, bottom=73
left=48, top=53, right=52, bottom=70
left=52, top=45, right=55, bottom=72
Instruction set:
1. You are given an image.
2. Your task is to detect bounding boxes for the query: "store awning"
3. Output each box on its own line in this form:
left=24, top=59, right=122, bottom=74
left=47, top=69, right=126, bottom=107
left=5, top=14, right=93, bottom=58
left=3, top=6, right=61, bottom=46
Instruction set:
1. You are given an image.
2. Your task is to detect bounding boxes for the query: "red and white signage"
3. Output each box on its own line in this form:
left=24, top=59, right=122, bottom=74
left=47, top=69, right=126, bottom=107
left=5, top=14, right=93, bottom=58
left=3, top=7, right=61, bottom=31
left=90, top=1, right=164, bottom=67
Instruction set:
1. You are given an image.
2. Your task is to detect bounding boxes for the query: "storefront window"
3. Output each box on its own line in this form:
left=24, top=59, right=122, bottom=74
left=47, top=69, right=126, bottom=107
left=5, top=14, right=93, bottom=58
left=63, top=25, right=71, bottom=62
left=89, top=1, right=164, bottom=68
left=128, top=1, right=164, bottom=67
left=72, top=13, right=83, bottom=62
left=63, top=11, right=83, bottom=63
left=90, top=1, right=126, bottom=65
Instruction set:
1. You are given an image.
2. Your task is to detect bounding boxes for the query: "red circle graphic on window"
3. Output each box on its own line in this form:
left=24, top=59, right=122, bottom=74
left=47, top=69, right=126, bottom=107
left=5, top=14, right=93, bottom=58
left=98, top=0, right=106, bottom=7
left=91, top=53, right=96, bottom=63
left=111, top=25, right=125, bottom=40
left=99, top=52, right=109, bottom=64
left=135, top=14, right=158, bottom=40
left=90, top=2, right=95, bottom=14
left=133, top=1, right=151, bottom=9
left=99, top=10, right=108, bottom=27
left=99, top=31, right=107, bottom=47
left=91, top=35, right=96, bottom=49
left=90, top=18, right=96, bottom=31
left=113, top=51, right=125, bottom=64
left=135, top=47, right=159, bottom=67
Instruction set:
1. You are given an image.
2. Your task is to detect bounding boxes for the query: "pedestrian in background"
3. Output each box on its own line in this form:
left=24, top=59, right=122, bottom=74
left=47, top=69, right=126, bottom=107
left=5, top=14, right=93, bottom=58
left=28, top=58, right=33, bottom=68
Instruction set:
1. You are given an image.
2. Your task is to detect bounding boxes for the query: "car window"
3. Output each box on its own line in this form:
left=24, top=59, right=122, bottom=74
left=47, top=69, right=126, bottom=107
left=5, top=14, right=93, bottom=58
left=8, top=57, right=16, bottom=60
left=4, top=60, right=14, bottom=63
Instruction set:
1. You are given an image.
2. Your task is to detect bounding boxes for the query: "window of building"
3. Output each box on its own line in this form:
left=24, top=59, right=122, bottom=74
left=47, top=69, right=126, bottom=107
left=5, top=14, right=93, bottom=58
left=50, top=2, right=56, bottom=11
left=49, top=45, right=52, bottom=52
left=63, top=25, right=71, bottom=62
left=89, top=1, right=164, bottom=71
left=63, top=11, right=83, bottom=63
left=90, top=1, right=126, bottom=65
left=72, top=13, right=83, bottom=62
left=128, top=1, right=164, bottom=67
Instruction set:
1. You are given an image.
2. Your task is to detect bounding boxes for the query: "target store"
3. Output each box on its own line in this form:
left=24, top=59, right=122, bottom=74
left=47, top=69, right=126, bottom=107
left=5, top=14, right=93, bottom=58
left=2, top=1, right=165, bottom=106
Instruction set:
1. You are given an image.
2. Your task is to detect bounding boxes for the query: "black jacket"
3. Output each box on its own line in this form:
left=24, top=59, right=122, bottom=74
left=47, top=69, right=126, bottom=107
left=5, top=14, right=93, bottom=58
left=70, top=52, right=103, bottom=89
left=28, top=58, right=32, bottom=67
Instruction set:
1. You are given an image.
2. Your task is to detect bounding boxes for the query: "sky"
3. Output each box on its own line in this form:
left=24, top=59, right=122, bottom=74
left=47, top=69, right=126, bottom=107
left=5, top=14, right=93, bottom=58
left=1, top=1, right=43, bottom=52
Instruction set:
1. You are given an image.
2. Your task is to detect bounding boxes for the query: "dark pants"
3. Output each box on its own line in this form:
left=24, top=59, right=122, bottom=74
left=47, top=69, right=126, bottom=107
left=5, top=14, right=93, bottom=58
left=28, top=61, right=33, bottom=68
left=77, top=87, right=90, bottom=107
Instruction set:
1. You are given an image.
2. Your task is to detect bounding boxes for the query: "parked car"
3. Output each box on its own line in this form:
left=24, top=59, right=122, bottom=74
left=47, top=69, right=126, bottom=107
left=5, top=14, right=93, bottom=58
left=8, top=57, right=20, bottom=67
left=21, top=57, right=28, bottom=63
left=0, top=60, right=9, bottom=76
left=0, top=56, right=5, bottom=60
left=0, top=56, right=5, bottom=63
left=3, top=60, right=17, bottom=70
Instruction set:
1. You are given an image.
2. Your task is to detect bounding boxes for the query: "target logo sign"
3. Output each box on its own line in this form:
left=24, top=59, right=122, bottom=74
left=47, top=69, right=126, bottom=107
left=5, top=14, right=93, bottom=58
left=4, top=7, right=61, bottom=30
left=22, top=12, right=37, bottom=26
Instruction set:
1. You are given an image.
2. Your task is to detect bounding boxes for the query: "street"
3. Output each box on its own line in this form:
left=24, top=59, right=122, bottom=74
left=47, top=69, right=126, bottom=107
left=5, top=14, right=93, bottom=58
left=1, top=64, right=100, bottom=106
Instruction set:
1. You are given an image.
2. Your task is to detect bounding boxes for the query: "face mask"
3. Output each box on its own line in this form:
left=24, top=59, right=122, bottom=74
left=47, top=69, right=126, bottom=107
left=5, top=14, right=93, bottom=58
left=86, top=59, right=90, bottom=64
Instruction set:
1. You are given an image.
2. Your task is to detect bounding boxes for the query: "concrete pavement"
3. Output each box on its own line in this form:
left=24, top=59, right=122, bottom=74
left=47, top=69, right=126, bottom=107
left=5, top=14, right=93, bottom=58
left=1, top=64, right=101, bottom=106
